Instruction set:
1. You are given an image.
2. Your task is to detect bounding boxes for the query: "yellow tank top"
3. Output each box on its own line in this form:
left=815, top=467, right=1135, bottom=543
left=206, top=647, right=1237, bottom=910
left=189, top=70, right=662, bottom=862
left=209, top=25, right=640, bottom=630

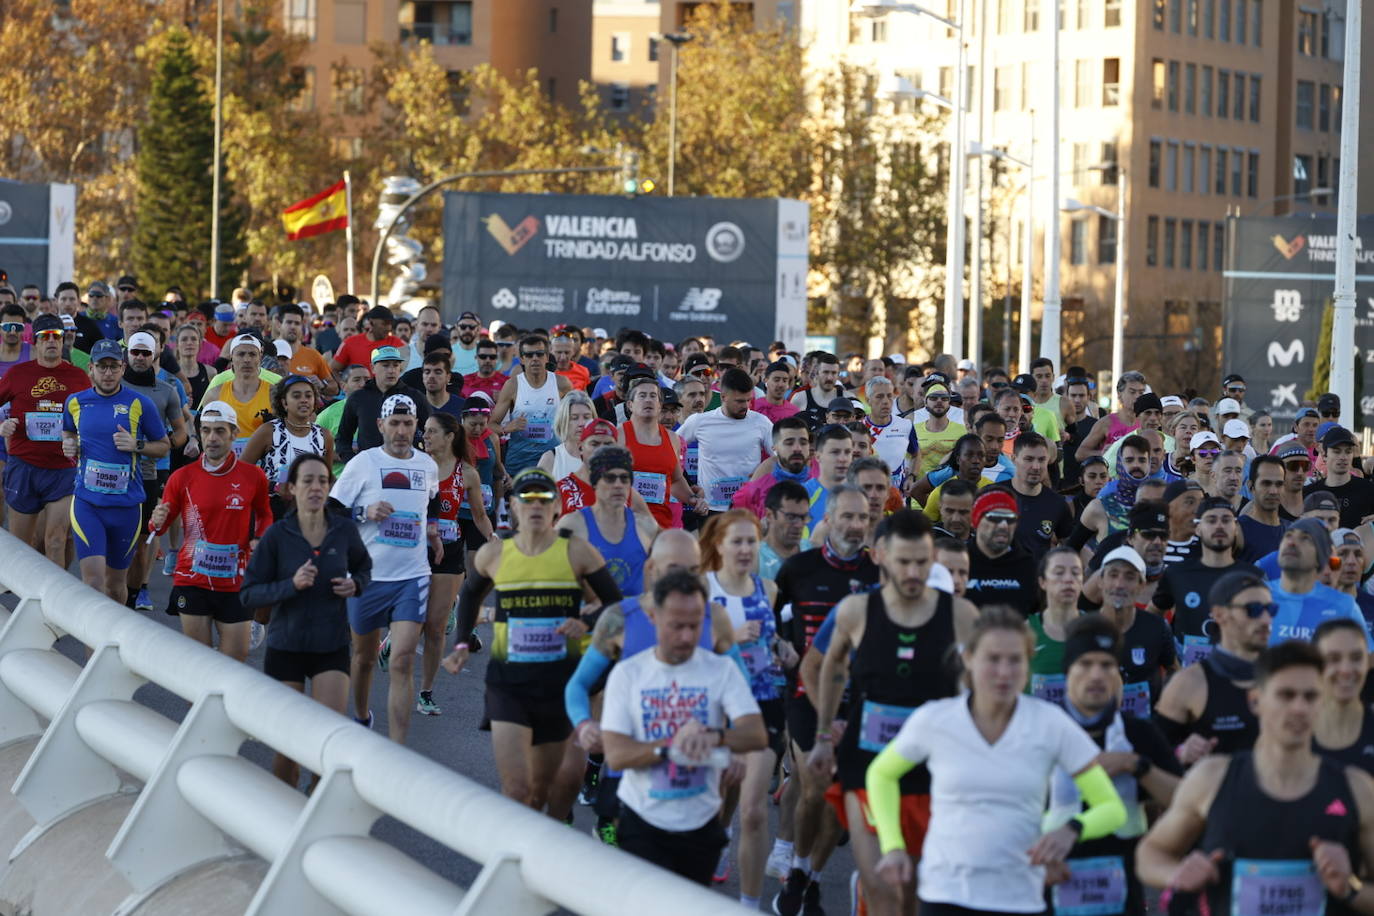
left=490, top=533, right=585, bottom=689
left=214, top=379, right=272, bottom=440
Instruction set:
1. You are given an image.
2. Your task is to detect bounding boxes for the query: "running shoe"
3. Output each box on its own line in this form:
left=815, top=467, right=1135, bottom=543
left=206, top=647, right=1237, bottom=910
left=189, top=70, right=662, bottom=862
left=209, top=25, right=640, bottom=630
left=712, top=848, right=731, bottom=885
left=468, top=631, right=484, bottom=654
left=354, top=711, right=373, bottom=729
left=772, top=869, right=808, bottom=916
left=802, top=879, right=825, bottom=915
left=250, top=621, right=265, bottom=650
left=592, top=817, right=618, bottom=847
left=134, top=587, right=153, bottom=611
left=378, top=633, right=391, bottom=671
left=416, top=691, right=441, bottom=716
left=766, top=845, right=793, bottom=880
left=162, top=551, right=176, bottom=577
left=578, top=761, right=600, bottom=806
left=445, top=605, right=457, bottom=636
left=849, top=869, right=861, bottom=916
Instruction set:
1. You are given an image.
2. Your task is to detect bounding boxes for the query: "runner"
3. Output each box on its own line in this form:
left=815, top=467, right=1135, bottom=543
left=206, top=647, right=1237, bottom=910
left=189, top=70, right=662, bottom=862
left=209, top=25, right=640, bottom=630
left=803, top=423, right=855, bottom=536
left=754, top=360, right=800, bottom=423
left=733, top=416, right=812, bottom=519
left=1007, top=431, right=1073, bottom=564
left=1270, top=519, right=1369, bottom=644
left=1093, top=545, right=1178, bottom=717
left=444, top=468, right=623, bottom=819
left=676, top=368, right=773, bottom=516
left=241, top=452, right=369, bottom=784
left=148, top=400, right=271, bottom=661
left=1137, top=640, right=1374, bottom=916
left=199, top=334, right=272, bottom=453
left=63, top=339, right=171, bottom=603
left=557, top=445, right=656, bottom=596
left=0, top=313, right=89, bottom=564
left=791, top=352, right=842, bottom=426
left=239, top=375, right=334, bottom=520
left=538, top=390, right=595, bottom=479
left=964, top=488, right=1038, bottom=615
left=1313, top=618, right=1374, bottom=775
left=807, top=509, right=978, bottom=916
left=490, top=334, right=573, bottom=476
left=619, top=373, right=700, bottom=527
left=1029, top=546, right=1085, bottom=703
left=862, top=376, right=919, bottom=494
left=1075, top=371, right=1148, bottom=458
left=865, top=606, right=1126, bottom=916
left=329, top=393, right=441, bottom=743
left=759, top=480, right=811, bottom=580
left=1238, top=455, right=1288, bottom=562
left=459, top=396, right=503, bottom=576
left=334, top=345, right=428, bottom=462
left=1307, top=425, right=1374, bottom=528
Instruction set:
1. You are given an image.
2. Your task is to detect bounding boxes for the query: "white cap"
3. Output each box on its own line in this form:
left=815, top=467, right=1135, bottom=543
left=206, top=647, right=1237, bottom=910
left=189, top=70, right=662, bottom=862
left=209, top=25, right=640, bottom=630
left=199, top=400, right=239, bottom=428
left=1102, top=545, right=1146, bottom=577
left=888, top=353, right=907, bottom=364
left=229, top=333, right=262, bottom=353
left=593, top=327, right=609, bottom=339
left=927, top=562, right=954, bottom=594
left=273, top=339, right=292, bottom=358
left=381, top=393, right=417, bottom=417
left=60, top=314, right=76, bottom=331
left=957, top=358, right=976, bottom=370
left=1160, top=395, right=1185, bottom=409
left=1223, top=419, right=1251, bottom=439
left=126, top=331, right=158, bottom=354
left=1215, top=397, right=1241, bottom=416
left=1190, top=430, right=1221, bottom=450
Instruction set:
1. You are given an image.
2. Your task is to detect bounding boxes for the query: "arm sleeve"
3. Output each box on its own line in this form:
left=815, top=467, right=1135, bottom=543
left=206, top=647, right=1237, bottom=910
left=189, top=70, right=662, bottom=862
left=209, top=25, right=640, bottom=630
left=1153, top=712, right=1190, bottom=747
left=866, top=742, right=921, bottom=854
left=1070, top=764, right=1128, bottom=841
left=582, top=565, right=622, bottom=609
left=1125, top=717, right=1185, bottom=777
left=564, top=645, right=613, bottom=727
left=454, top=571, right=494, bottom=639
left=1067, top=519, right=1095, bottom=551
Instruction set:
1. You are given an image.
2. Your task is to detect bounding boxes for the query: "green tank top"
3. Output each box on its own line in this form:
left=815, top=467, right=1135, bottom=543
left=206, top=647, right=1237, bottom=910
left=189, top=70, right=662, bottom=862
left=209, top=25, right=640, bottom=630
left=1027, top=613, right=1068, bottom=703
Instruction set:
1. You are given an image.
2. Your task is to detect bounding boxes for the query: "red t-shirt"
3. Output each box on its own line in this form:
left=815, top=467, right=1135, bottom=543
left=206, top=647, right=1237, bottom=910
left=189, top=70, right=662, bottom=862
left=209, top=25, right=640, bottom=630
left=0, top=360, right=91, bottom=467
left=158, top=455, right=272, bottom=591
left=332, top=334, right=406, bottom=373
left=557, top=363, right=591, bottom=392
left=463, top=371, right=508, bottom=401
left=203, top=326, right=235, bottom=352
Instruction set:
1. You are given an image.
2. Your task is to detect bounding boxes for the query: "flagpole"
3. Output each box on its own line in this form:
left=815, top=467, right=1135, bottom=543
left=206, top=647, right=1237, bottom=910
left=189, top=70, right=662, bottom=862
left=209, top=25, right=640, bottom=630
left=343, top=170, right=356, bottom=296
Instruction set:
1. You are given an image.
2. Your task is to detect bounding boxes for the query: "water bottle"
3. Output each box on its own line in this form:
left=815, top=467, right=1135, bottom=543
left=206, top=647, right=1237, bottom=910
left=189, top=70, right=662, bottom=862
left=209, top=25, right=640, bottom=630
left=668, top=744, right=732, bottom=769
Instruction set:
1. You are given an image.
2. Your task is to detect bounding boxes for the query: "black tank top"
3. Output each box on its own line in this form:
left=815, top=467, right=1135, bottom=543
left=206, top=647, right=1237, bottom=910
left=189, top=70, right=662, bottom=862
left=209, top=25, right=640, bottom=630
left=1316, top=710, right=1374, bottom=777
left=1198, top=655, right=1259, bottom=753
left=836, top=589, right=958, bottom=793
left=1200, top=752, right=1361, bottom=916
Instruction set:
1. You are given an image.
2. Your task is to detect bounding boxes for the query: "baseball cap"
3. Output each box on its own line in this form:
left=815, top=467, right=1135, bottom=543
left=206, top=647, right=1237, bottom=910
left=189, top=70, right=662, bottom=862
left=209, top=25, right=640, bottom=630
left=1010, top=373, right=1035, bottom=393
left=511, top=467, right=558, bottom=497
left=59, top=314, right=76, bottom=331
left=116, top=275, right=138, bottom=290
left=370, top=345, right=403, bottom=364
left=90, top=339, right=123, bottom=363
left=380, top=393, right=416, bottom=417
left=1322, top=425, right=1358, bottom=449
left=1221, top=373, right=1246, bottom=388
left=273, top=339, right=293, bottom=359
left=229, top=333, right=261, bottom=354
left=1189, top=430, right=1221, bottom=450
left=1102, top=545, right=1147, bottom=577
left=32, top=314, right=63, bottom=334
left=461, top=396, right=492, bottom=414
left=683, top=353, right=712, bottom=374
left=827, top=397, right=856, bottom=413
left=1303, top=490, right=1340, bottom=514
left=1133, top=393, right=1164, bottom=414
left=1294, top=407, right=1320, bottom=424
left=1333, top=528, right=1363, bottom=549
left=1160, top=395, right=1185, bottom=410
left=213, top=303, right=236, bottom=322
left=365, top=305, right=394, bottom=322
left=608, top=354, right=636, bottom=373
left=957, top=358, right=976, bottom=371
left=592, top=327, right=609, bottom=339
left=199, top=400, right=239, bottom=427
left=1318, top=393, right=1341, bottom=412
left=86, top=281, right=111, bottom=298
left=1222, top=419, right=1251, bottom=439
left=1214, top=397, right=1242, bottom=416
left=1277, top=441, right=1311, bottom=462
left=1164, top=479, right=1204, bottom=503
left=1208, top=570, right=1269, bottom=609
left=1127, top=502, right=1168, bottom=533
left=661, top=387, right=681, bottom=408
left=127, top=331, right=158, bottom=354
left=457, top=310, right=480, bottom=323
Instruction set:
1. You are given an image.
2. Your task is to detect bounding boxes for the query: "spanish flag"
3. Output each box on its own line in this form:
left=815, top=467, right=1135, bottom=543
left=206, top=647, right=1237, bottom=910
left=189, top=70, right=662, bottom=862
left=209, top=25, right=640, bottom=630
left=281, top=179, right=348, bottom=240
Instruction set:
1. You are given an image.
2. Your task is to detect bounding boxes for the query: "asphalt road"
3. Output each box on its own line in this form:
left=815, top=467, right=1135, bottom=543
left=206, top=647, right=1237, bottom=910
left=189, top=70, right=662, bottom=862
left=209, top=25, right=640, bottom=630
left=35, top=559, right=855, bottom=914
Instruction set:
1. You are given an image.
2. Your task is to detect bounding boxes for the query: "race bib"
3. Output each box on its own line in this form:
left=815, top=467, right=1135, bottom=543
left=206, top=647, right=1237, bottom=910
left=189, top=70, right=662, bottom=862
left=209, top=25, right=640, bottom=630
left=648, top=760, right=709, bottom=800
left=1053, top=856, right=1128, bottom=916
left=858, top=700, right=916, bottom=753
left=508, top=617, right=567, bottom=663
left=436, top=518, right=460, bottom=543
left=740, top=640, right=772, bottom=681
left=83, top=459, right=129, bottom=495
left=24, top=412, right=62, bottom=442
left=683, top=445, right=699, bottom=478
left=525, top=418, right=552, bottom=441
left=480, top=483, right=493, bottom=510
left=1121, top=681, right=1152, bottom=719
left=634, top=471, right=668, bottom=504
left=707, top=475, right=747, bottom=509
left=377, top=510, right=422, bottom=548
left=1031, top=673, right=1067, bottom=704
left=1231, top=859, right=1325, bottom=916
left=232, top=437, right=248, bottom=457
left=191, top=541, right=239, bottom=579
left=1182, top=635, right=1214, bottom=667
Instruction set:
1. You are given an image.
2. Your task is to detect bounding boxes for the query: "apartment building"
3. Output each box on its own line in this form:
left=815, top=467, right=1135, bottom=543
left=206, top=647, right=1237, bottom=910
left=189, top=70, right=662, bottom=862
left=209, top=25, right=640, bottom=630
left=592, top=0, right=661, bottom=115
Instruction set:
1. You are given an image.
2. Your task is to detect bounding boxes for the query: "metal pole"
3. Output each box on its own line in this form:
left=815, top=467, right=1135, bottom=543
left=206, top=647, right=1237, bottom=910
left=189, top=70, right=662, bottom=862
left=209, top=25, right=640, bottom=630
left=1038, top=0, right=1061, bottom=361
left=1018, top=111, right=1035, bottom=372
left=209, top=0, right=223, bottom=299
left=668, top=44, right=679, bottom=197
left=343, top=170, right=355, bottom=295
left=942, top=5, right=968, bottom=360
left=1110, top=168, right=1127, bottom=389
left=967, top=0, right=988, bottom=367
left=1331, top=0, right=1362, bottom=428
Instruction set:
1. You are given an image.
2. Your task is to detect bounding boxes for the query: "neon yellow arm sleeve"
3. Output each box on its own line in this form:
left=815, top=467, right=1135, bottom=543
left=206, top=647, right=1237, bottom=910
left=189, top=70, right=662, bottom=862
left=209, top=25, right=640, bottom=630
left=865, top=743, right=919, bottom=855
left=1070, top=763, right=1127, bottom=841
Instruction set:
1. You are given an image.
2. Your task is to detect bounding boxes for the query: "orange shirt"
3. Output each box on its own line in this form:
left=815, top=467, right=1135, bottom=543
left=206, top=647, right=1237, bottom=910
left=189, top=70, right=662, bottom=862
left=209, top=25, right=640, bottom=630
left=281, top=345, right=332, bottom=383
left=557, top=362, right=591, bottom=392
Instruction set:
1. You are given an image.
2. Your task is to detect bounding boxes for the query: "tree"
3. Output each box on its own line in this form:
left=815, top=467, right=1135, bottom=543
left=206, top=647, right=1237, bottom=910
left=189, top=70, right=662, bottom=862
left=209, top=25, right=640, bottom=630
left=131, top=29, right=246, bottom=299
left=1307, top=300, right=1363, bottom=424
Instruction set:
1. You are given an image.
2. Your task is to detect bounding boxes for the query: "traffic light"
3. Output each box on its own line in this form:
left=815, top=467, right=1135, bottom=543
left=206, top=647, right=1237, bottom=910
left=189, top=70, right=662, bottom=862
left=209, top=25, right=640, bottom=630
left=616, top=149, right=657, bottom=196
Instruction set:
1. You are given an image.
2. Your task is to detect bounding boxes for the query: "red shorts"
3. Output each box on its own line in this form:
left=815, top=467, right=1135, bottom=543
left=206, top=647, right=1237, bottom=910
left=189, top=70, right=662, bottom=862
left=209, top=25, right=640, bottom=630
left=825, top=784, right=932, bottom=858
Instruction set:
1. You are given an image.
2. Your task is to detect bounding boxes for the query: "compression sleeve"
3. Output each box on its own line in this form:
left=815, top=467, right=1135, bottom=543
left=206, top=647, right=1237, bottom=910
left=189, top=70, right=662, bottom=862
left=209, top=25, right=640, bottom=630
left=1071, top=764, right=1128, bottom=841
left=583, top=566, right=623, bottom=608
left=564, top=645, right=612, bottom=727
left=1153, top=713, right=1189, bottom=747
left=865, top=743, right=920, bottom=855
left=1067, top=520, right=1095, bottom=551
left=454, top=572, right=494, bottom=642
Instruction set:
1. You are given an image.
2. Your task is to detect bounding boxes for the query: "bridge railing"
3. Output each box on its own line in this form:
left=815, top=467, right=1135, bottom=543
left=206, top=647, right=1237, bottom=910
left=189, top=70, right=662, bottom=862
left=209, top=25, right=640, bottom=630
left=0, top=528, right=737, bottom=915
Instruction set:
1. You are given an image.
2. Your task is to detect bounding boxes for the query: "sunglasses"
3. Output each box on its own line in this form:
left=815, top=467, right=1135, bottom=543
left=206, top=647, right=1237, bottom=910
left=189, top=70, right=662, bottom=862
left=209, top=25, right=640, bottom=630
left=21, top=295, right=38, bottom=301
left=1021, top=403, right=1034, bottom=413
left=1134, top=530, right=1168, bottom=541
left=128, top=348, right=153, bottom=357
left=496, top=341, right=515, bottom=348
left=521, top=350, right=547, bottom=359
left=0, top=323, right=23, bottom=332
left=34, top=330, right=62, bottom=340
left=477, top=353, right=498, bottom=360
left=118, top=286, right=136, bottom=293
left=1195, top=448, right=1221, bottom=458
left=1285, top=461, right=1311, bottom=472
left=983, top=513, right=1017, bottom=525
left=514, top=490, right=557, bottom=504
left=1321, top=411, right=1340, bottom=418
left=89, top=291, right=107, bottom=298
left=1225, top=386, right=1246, bottom=394
left=457, top=323, right=479, bottom=331
left=688, top=366, right=715, bottom=378
left=989, top=381, right=1008, bottom=389
left=1231, top=600, right=1278, bottom=619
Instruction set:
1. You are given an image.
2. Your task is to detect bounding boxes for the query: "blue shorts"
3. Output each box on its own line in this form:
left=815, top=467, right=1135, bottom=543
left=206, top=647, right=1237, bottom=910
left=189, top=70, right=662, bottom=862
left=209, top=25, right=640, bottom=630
left=71, top=497, right=142, bottom=570
left=347, top=577, right=428, bottom=635
left=4, top=459, right=76, bottom=515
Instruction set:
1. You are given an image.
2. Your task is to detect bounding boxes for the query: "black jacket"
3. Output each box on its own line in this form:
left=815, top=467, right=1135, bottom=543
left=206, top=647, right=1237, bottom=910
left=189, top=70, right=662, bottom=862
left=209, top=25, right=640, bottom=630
left=240, top=510, right=372, bottom=654
left=335, top=379, right=429, bottom=460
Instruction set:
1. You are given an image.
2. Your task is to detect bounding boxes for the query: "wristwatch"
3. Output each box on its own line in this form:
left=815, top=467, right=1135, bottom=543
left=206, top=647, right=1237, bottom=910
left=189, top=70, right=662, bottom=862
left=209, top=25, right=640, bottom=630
left=353, top=505, right=367, bottom=523
left=655, top=745, right=670, bottom=763
left=1133, top=754, right=1153, bottom=780
left=135, top=435, right=145, bottom=452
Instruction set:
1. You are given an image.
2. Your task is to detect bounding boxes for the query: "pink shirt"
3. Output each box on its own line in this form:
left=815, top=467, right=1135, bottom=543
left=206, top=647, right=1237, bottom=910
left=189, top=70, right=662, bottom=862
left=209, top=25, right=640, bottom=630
left=752, top=397, right=800, bottom=424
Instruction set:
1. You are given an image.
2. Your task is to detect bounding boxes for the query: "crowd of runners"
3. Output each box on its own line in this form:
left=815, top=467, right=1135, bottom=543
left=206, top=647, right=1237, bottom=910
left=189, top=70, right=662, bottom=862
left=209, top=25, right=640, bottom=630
left=2, top=275, right=1374, bottom=915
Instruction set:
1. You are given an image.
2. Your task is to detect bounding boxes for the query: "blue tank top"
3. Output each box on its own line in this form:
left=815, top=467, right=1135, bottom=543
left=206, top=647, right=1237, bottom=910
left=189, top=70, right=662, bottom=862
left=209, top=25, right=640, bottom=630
left=709, top=571, right=784, bottom=701
left=622, top=595, right=714, bottom=658
left=580, top=506, right=647, bottom=596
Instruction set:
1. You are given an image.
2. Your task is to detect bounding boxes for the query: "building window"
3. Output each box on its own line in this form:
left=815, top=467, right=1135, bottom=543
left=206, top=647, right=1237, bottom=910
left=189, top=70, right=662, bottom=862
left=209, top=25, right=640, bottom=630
left=1296, top=80, right=1315, bottom=129
left=1247, top=151, right=1259, bottom=196
left=1181, top=221, right=1194, bottom=269
left=1217, top=71, right=1229, bottom=118
left=1098, top=215, right=1117, bottom=264
left=1070, top=219, right=1087, bottom=265
left=286, top=65, right=315, bottom=112
left=1077, top=0, right=1091, bottom=28
left=1187, top=0, right=1198, bottom=33
left=648, top=37, right=660, bottom=61
left=1199, top=146, right=1212, bottom=194
left=1319, top=83, right=1331, bottom=130
left=1100, top=142, right=1119, bottom=184
left=997, top=0, right=1009, bottom=31
left=1294, top=154, right=1312, bottom=197
left=1231, top=148, right=1243, bottom=195
left=331, top=65, right=365, bottom=115
left=1105, top=0, right=1121, bottom=25
left=1170, top=0, right=1181, bottom=31
left=1251, top=0, right=1262, bottom=43
left=1232, top=74, right=1244, bottom=119
left=1198, top=222, right=1210, bottom=269
left=1183, top=144, right=1195, bottom=192
left=1204, top=0, right=1215, bottom=36
left=1025, top=0, right=1040, bottom=31
left=1167, top=60, right=1179, bottom=111
left=994, top=66, right=1009, bottom=110
left=1072, top=142, right=1090, bottom=183
left=1148, top=139, right=1162, bottom=186
left=1164, top=219, right=1177, bottom=268
left=1102, top=58, right=1120, bottom=105
left=1215, top=148, right=1228, bottom=194
left=1153, top=0, right=1165, bottom=27
left=1200, top=66, right=1213, bottom=115
left=611, top=33, right=629, bottom=61
left=1321, top=9, right=1332, bottom=56
left=1219, top=0, right=1230, bottom=39
left=1166, top=141, right=1179, bottom=190
left=1235, top=0, right=1246, bottom=42
left=1075, top=59, right=1092, bottom=106
left=1333, top=85, right=1342, bottom=131
left=285, top=0, right=316, bottom=38
left=1146, top=216, right=1160, bottom=266
left=871, top=18, right=888, bottom=40
left=609, top=83, right=630, bottom=111
left=939, top=67, right=954, bottom=101
left=547, top=76, right=556, bottom=98
left=403, top=2, right=473, bottom=45
left=1151, top=59, right=1166, bottom=109
left=549, top=7, right=558, bottom=31
left=1020, top=62, right=1032, bottom=109
left=1248, top=76, right=1260, bottom=121
left=1298, top=10, right=1317, bottom=53
left=1317, top=155, right=1329, bottom=191
left=1214, top=222, right=1225, bottom=270
left=330, top=136, right=363, bottom=161
left=1184, top=63, right=1196, bottom=114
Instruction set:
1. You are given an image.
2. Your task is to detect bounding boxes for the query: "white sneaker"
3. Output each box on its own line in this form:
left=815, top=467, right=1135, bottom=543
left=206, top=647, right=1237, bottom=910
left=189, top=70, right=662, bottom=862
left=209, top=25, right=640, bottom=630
left=250, top=621, right=265, bottom=650
left=766, top=845, right=792, bottom=880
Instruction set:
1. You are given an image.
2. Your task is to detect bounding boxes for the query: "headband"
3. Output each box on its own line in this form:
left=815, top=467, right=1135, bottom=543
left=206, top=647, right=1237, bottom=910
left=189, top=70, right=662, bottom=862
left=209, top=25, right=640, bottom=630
left=1063, top=629, right=1120, bottom=672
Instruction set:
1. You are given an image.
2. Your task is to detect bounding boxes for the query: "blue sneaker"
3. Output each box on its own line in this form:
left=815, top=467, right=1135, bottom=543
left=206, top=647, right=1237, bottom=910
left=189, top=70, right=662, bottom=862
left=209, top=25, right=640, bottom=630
left=134, top=587, right=153, bottom=611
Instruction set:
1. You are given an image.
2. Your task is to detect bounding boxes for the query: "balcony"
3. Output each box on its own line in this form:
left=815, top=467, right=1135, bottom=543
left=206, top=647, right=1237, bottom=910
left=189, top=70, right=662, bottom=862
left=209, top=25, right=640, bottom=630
left=400, top=22, right=472, bottom=45
left=399, top=1, right=473, bottom=46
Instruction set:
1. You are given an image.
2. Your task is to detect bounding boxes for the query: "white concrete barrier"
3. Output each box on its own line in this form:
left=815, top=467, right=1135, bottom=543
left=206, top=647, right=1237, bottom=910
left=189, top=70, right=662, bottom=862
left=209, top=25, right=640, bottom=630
left=0, top=529, right=739, bottom=915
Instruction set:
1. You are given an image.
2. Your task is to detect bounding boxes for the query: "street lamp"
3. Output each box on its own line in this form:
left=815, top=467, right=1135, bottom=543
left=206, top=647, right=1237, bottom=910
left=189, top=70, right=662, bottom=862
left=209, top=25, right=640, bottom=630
left=1039, top=0, right=1062, bottom=363
left=657, top=32, right=693, bottom=197
left=1064, top=165, right=1126, bottom=390
left=1243, top=187, right=1333, bottom=218
left=853, top=0, right=967, bottom=361
left=1329, top=0, right=1362, bottom=429
left=209, top=0, right=223, bottom=298
left=972, top=143, right=1034, bottom=372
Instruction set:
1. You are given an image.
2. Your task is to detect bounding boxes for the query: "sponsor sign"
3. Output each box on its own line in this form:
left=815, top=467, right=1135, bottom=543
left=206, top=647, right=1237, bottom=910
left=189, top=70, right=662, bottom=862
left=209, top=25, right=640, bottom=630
left=0, top=181, right=75, bottom=295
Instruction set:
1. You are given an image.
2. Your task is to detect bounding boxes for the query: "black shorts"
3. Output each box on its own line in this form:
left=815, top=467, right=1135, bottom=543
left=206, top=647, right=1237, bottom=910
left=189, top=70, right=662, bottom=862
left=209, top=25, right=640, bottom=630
left=169, top=586, right=252, bottom=624
left=429, top=540, right=467, bottom=575
left=141, top=470, right=168, bottom=520
left=482, top=684, right=572, bottom=745
left=786, top=696, right=819, bottom=753
left=459, top=516, right=489, bottom=550
left=264, top=645, right=350, bottom=682
left=759, top=698, right=787, bottom=759
left=618, top=806, right=728, bottom=887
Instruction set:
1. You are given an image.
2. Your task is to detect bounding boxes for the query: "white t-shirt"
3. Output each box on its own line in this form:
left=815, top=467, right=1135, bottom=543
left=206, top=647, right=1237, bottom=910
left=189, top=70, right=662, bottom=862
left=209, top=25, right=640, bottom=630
left=890, top=693, right=1100, bottom=913
left=602, top=647, right=760, bottom=832
left=676, top=407, right=773, bottom=511
left=866, top=414, right=919, bottom=487
left=330, top=446, right=439, bottom=581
